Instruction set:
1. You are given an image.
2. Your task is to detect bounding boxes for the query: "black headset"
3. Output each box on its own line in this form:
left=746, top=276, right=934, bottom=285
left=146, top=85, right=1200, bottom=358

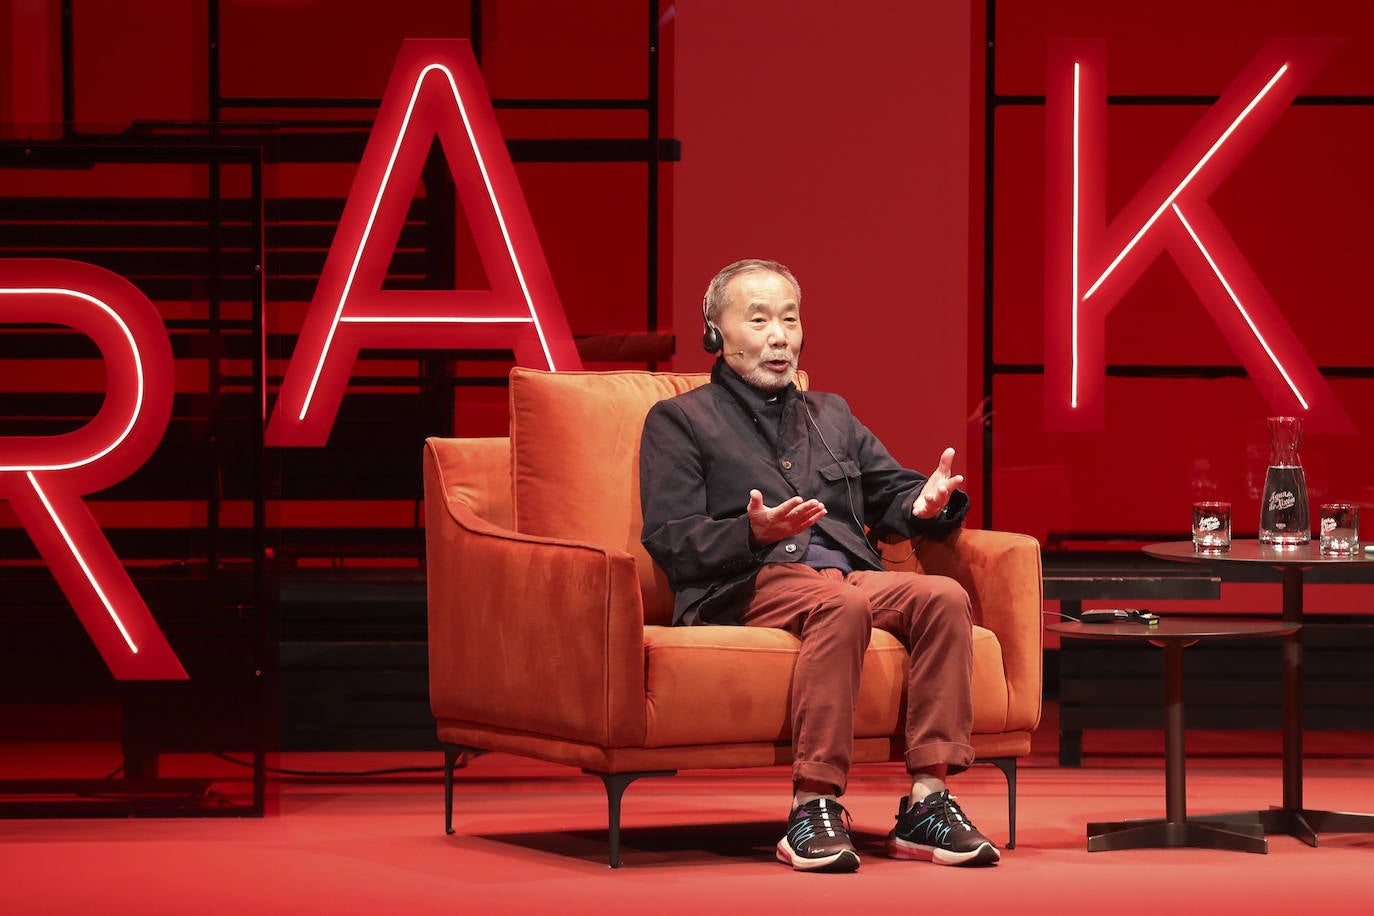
left=701, top=298, right=723, bottom=353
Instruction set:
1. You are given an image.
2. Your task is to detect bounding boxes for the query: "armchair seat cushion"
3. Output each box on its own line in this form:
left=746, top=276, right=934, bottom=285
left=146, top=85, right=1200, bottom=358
left=641, top=622, right=1007, bottom=748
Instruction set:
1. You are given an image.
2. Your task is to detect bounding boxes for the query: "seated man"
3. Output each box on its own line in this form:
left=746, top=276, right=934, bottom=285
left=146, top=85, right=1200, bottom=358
left=639, top=258, right=999, bottom=872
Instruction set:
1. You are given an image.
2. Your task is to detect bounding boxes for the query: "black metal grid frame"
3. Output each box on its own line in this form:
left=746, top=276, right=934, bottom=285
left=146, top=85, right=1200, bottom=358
left=1, top=0, right=677, bottom=774
left=20, top=0, right=676, bottom=559
left=208, top=0, right=674, bottom=362
left=0, top=137, right=272, bottom=817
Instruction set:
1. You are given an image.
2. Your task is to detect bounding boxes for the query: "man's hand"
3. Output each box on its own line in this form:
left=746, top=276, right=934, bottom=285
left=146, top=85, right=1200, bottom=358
left=912, top=447, right=965, bottom=519
left=747, top=489, right=826, bottom=547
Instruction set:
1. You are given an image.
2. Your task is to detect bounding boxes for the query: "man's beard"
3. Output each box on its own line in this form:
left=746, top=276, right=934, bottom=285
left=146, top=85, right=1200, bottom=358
left=744, top=350, right=796, bottom=392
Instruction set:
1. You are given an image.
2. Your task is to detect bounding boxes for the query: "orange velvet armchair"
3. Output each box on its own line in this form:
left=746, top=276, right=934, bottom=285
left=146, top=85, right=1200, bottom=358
left=424, top=368, right=1042, bottom=866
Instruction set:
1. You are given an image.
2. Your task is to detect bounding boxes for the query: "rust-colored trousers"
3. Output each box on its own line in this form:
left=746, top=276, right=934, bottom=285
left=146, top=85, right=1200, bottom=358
left=739, top=563, right=974, bottom=795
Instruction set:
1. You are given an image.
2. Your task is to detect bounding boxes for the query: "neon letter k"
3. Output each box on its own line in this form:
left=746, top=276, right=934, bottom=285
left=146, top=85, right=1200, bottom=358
left=1045, top=38, right=1353, bottom=433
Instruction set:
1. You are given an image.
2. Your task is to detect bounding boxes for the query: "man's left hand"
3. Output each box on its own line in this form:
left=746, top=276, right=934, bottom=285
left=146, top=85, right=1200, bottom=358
left=913, top=447, right=964, bottom=519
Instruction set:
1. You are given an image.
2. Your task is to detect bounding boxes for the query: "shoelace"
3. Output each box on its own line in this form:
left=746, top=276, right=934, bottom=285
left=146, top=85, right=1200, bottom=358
left=908, top=792, right=974, bottom=846
left=790, top=799, right=852, bottom=845
left=936, top=793, right=974, bottom=831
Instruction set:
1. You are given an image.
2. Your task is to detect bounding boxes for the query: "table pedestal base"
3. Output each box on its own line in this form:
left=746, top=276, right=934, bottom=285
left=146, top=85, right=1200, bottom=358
left=1191, top=807, right=1374, bottom=847
left=1087, top=817, right=1267, bottom=853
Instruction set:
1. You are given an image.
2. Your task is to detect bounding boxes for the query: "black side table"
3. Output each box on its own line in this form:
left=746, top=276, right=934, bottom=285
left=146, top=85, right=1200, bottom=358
left=1048, top=617, right=1299, bottom=853
left=1145, top=540, right=1374, bottom=846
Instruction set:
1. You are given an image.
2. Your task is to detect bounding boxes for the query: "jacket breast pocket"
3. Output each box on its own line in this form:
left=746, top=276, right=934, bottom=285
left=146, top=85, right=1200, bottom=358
left=818, top=459, right=861, bottom=482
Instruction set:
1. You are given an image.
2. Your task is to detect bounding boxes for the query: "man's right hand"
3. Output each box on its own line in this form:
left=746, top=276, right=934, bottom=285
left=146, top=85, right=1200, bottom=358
left=747, top=489, right=826, bottom=547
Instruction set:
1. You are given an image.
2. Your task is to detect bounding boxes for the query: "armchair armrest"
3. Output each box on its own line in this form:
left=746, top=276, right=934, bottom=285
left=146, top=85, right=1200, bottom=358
left=880, top=528, right=1043, bottom=733
left=423, top=444, right=648, bottom=748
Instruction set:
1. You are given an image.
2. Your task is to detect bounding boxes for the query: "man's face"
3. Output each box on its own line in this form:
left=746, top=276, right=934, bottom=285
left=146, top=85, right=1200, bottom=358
left=718, top=270, right=803, bottom=393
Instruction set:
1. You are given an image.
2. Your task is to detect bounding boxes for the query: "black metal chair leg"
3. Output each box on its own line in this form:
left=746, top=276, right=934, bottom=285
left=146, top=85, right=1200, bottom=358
left=441, top=744, right=486, bottom=836
left=983, top=757, right=1017, bottom=849
left=443, top=745, right=461, bottom=835
left=583, top=769, right=677, bottom=868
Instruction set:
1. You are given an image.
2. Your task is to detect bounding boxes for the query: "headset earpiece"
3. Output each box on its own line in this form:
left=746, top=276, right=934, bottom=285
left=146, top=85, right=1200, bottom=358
left=702, top=323, right=723, bottom=353
left=701, top=298, right=723, bottom=353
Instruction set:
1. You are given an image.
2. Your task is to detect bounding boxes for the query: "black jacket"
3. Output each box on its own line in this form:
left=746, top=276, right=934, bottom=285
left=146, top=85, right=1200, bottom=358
left=639, top=360, right=967, bottom=625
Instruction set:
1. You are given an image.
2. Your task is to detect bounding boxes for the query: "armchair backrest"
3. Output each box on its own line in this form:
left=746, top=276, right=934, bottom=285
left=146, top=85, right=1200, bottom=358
left=507, top=367, right=810, bottom=626
left=508, top=368, right=708, bottom=625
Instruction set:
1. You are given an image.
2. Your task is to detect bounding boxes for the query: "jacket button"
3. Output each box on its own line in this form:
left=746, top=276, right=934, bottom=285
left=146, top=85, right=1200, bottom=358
left=781, top=459, right=793, bottom=470
left=784, top=543, right=798, bottom=553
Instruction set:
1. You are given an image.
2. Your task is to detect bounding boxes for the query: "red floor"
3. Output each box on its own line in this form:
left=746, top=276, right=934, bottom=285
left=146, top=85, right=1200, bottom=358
left=3, top=710, right=1374, bottom=914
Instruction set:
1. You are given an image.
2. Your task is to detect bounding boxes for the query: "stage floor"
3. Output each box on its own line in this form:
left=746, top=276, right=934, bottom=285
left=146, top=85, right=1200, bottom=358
left=3, top=709, right=1374, bottom=914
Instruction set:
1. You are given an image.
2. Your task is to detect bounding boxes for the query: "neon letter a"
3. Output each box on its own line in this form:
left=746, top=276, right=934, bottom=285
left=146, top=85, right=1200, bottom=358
left=267, top=39, right=581, bottom=446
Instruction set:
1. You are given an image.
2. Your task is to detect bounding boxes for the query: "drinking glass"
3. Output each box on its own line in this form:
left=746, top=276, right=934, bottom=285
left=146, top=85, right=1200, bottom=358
left=1319, top=503, right=1360, bottom=557
left=1193, top=501, right=1231, bottom=553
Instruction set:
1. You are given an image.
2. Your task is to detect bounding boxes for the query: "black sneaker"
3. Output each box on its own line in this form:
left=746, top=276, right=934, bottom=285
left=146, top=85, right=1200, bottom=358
left=776, top=798, right=861, bottom=872
left=884, top=790, right=1000, bottom=866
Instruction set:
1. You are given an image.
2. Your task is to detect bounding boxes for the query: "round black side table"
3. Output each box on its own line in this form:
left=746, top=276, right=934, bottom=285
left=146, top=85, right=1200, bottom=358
left=1144, top=540, right=1374, bottom=846
left=1048, top=617, right=1298, bottom=853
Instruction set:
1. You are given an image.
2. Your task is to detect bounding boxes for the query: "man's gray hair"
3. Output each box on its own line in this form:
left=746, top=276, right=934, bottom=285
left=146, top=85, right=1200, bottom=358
left=702, top=259, right=801, bottom=324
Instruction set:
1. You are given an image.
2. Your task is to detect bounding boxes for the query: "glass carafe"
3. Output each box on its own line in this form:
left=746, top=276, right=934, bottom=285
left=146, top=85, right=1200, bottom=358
left=1258, top=416, right=1310, bottom=546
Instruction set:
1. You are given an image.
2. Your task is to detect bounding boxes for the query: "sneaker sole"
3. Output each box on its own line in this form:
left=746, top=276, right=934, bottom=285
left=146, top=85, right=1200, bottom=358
left=776, top=837, right=861, bottom=873
left=884, top=835, right=1001, bottom=867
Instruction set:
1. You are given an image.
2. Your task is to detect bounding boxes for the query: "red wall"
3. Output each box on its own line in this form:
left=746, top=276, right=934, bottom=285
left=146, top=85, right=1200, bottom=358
left=670, top=1, right=976, bottom=480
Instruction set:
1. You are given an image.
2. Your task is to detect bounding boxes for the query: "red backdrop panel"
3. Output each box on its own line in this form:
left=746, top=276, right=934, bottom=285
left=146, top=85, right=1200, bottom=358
left=991, top=2, right=1374, bottom=539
